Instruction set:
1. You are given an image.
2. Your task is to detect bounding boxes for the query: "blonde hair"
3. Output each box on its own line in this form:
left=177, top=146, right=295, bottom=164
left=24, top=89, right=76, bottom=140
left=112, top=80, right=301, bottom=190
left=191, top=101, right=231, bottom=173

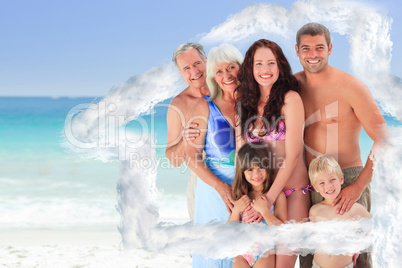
left=308, top=155, right=342, bottom=185
left=206, top=44, right=243, bottom=101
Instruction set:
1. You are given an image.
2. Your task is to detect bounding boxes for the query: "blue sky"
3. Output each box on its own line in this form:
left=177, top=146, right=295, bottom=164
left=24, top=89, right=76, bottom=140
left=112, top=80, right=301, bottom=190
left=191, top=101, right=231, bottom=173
left=0, top=0, right=400, bottom=97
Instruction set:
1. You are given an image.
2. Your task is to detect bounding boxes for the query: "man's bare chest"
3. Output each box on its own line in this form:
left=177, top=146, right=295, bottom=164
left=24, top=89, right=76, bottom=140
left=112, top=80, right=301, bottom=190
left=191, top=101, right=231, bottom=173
left=302, top=90, right=353, bottom=126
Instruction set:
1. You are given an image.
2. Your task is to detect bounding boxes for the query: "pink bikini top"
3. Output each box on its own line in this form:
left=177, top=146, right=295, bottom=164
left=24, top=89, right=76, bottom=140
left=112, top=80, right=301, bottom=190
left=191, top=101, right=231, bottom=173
left=246, top=120, right=286, bottom=143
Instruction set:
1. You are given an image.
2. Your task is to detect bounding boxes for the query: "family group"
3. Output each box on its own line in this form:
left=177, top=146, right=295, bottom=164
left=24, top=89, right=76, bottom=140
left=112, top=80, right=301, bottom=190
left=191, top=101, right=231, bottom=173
left=164, top=22, right=387, bottom=268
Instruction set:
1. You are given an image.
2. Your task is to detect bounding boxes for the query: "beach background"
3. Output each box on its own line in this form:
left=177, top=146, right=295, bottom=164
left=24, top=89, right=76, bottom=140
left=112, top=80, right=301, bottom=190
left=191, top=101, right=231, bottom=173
left=1, top=0, right=401, bottom=267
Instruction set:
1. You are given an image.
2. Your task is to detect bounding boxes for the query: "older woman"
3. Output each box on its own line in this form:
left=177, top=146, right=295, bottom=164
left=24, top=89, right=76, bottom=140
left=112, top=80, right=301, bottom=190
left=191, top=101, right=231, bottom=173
left=186, top=44, right=243, bottom=268
left=236, top=39, right=310, bottom=267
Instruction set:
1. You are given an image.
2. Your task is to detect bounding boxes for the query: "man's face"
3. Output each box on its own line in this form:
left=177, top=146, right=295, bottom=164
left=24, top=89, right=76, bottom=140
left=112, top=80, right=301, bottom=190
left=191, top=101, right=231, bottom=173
left=176, top=47, right=206, bottom=89
left=296, top=34, right=332, bottom=74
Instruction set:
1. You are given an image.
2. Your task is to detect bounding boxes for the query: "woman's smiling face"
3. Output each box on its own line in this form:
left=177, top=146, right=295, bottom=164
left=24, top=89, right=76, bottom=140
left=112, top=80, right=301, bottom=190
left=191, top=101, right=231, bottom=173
left=253, top=47, right=279, bottom=91
left=213, top=61, right=240, bottom=94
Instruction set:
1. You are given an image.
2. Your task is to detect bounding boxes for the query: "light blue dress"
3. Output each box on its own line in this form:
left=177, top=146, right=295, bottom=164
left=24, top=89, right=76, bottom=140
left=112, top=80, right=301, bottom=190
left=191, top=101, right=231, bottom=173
left=193, top=96, right=236, bottom=268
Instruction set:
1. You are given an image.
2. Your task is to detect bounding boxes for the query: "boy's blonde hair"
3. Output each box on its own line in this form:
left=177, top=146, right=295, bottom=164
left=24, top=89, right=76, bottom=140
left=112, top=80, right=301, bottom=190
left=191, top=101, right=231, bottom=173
left=309, top=155, right=343, bottom=185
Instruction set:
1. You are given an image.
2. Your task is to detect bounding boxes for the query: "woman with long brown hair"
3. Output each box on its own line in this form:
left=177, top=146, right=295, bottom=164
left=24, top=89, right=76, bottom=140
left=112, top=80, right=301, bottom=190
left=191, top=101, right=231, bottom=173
left=235, top=39, right=311, bottom=267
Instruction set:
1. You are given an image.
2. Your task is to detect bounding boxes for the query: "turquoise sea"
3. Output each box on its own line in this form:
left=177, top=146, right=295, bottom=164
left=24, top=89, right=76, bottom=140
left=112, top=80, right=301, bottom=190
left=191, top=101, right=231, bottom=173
left=0, top=96, right=399, bottom=230
left=0, top=97, right=189, bottom=231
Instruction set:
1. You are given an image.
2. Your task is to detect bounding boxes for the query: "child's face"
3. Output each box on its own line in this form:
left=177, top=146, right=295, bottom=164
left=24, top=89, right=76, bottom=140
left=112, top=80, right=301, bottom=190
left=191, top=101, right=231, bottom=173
left=244, top=164, right=267, bottom=190
left=313, top=172, right=344, bottom=201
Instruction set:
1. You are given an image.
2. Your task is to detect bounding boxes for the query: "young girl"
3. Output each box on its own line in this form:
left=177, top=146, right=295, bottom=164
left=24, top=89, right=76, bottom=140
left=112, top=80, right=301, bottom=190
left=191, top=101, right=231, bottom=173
left=229, top=143, right=287, bottom=268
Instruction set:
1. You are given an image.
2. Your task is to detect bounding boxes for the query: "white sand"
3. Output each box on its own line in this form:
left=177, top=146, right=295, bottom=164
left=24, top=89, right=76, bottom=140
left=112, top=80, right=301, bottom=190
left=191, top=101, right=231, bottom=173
left=0, top=229, right=192, bottom=268
left=0, top=229, right=120, bottom=246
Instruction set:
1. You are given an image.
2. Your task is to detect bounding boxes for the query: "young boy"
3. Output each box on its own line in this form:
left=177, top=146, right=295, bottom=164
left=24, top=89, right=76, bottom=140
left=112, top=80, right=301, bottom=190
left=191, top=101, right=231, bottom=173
left=308, top=155, right=371, bottom=268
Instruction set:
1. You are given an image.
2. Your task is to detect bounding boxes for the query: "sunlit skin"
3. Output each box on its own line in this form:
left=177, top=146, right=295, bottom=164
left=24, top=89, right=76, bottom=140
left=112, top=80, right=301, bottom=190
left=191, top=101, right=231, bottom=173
left=310, top=172, right=371, bottom=268
left=230, top=164, right=286, bottom=268
left=176, top=47, right=207, bottom=90
left=295, top=33, right=387, bottom=217
left=244, top=164, right=267, bottom=193
left=235, top=44, right=310, bottom=268
left=294, top=28, right=387, bottom=268
left=165, top=46, right=209, bottom=167
left=253, top=47, right=279, bottom=91
left=296, top=34, right=332, bottom=74
left=239, top=46, right=308, bottom=210
left=214, top=62, right=240, bottom=94
left=313, top=173, right=344, bottom=204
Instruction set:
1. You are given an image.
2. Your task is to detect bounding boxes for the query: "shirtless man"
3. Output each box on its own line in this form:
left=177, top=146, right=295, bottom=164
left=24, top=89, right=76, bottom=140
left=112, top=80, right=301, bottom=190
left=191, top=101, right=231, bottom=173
left=165, top=42, right=209, bottom=221
left=294, top=22, right=387, bottom=268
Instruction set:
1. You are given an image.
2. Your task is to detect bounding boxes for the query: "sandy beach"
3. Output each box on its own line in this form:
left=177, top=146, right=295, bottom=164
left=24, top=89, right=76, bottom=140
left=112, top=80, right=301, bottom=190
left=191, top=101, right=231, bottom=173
left=0, top=229, right=121, bottom=247
left=0, top=228, right=192, bottom=267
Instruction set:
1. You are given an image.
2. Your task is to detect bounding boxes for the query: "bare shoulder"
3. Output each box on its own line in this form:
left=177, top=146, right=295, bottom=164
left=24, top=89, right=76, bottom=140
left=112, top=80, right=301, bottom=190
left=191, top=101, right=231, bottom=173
left=284, top=90, right=302, bottom=102
left=168, top=87, right=206, bottom=119
left=347, top=203, right=372, bottom=219
left=309, top=202, right=324, bottom=220
left=167, top=95, right=185, bottom=123
left=169, top=88, right=190, bottom=109
left=333, top=68, right=368, bottom=94
left=283, top=90, right=303, bottom=115
left=334, top=69, right=380, bottom=114
left=309, top=202, right=335, bottom=222
left=333, top=67, right=359, bottom=82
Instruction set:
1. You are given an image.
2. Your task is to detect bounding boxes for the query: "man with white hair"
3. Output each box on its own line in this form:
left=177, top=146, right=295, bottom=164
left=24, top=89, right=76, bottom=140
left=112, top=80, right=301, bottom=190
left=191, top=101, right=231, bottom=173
left=165, top=42, right=209, bottom=221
